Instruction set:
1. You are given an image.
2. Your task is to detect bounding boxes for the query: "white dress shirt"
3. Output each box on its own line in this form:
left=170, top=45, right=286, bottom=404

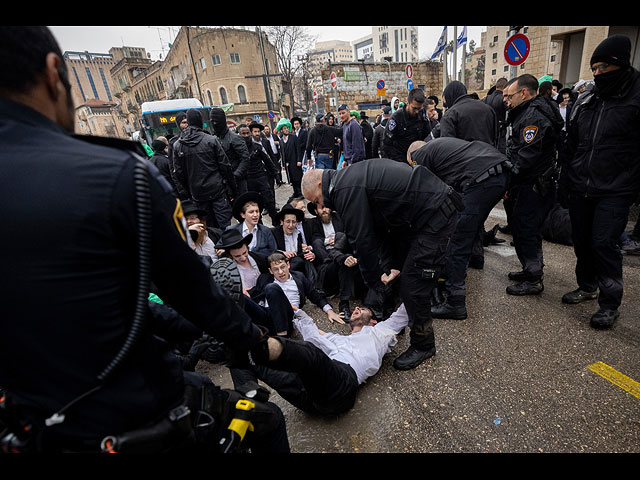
left=236, top=254, right=261, bottom=290
left=293, top=304, right=409, bottom=385
left=284, top=232, right=298, bottom=253
left=242, top=222, right=258, bottom=250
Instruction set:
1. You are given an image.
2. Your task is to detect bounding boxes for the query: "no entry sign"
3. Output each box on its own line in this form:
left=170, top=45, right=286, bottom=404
left=504, top=33, right=530, bottom=66
left=330, top=72, right=337, bottom=88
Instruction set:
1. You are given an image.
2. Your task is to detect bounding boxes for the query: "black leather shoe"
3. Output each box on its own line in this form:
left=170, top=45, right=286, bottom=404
left=562, top=288, right=598, bottom=304
left=339, top=301, right=352, bottom=322
left=431, top=302, right=467, bottom=320
left=506, top=280, right=544, bottom=296
left=393, top=345, right=436, bottom=370
left=590, top=308, right=619, bottom=329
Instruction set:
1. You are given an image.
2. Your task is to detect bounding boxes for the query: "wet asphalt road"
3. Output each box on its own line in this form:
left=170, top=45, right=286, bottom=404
left=199, top=181, right=640, bottom=453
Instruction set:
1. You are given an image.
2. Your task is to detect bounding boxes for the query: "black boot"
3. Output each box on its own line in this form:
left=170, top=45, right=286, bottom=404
left=590, top=308, right=619, bottom=329
left=393, top=345, right=436, bottom=370
left=562, top=288, right=598, bottom=304
left=431, top=301, right=467, bottom=320
left=506, top=279, right=544, bottom=296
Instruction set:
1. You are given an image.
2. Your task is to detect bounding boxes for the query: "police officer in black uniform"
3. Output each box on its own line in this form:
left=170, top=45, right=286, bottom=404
left=0, top=26, right=289, bottom=454
left=503, top=73, right=564, bottom=296
left=381, top=88, right=433, bottom=163
left=408, top=138, right=510, bottom=320
left=301, top=161, right=463, bottom=370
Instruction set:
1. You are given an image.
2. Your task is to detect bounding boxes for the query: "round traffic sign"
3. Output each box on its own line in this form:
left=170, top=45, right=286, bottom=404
left=377, top=79, right=385, bottom=90
left=407, top=78, right=414, bottom=91
left=330, top=72, right=337, bottom=88
left=405, top=64, right=413, bottom=78
left=504, top=33, right=530, bottom=66
left=268, top=111, right=275, bottom=119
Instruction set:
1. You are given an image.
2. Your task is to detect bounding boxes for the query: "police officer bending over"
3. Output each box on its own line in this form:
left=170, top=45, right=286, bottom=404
left=0, top=27, right=289, bottom=453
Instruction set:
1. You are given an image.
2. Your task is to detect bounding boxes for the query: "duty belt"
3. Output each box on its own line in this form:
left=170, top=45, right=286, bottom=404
left=472, top=161, right=510, bottom=185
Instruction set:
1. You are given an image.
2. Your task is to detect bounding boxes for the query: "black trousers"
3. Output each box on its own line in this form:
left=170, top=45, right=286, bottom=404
left=229, top=338, right=359, bottom=416
left=568, top=193, right=634, bottom=310
left=445, top=173, right=508, bottom=300
left=247, top=172, right=278, bottom=224
left=244, top=284, right=294, bottom=335
left=195, top=195, right=232, bottom=230
left=510, top=183, right=556, bottom=281
left=398, top=214, right=457, bottom=350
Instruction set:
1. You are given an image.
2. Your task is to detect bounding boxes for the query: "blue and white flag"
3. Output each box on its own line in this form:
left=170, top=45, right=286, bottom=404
left=457, top=26, right=468, bottom=48
left=430, top=26, right=447, bottom=60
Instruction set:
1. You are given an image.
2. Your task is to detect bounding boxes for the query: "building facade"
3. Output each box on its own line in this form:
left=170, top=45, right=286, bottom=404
left=353, top=26, right=419, bottom=63
left=483, top=26, right=640, bottom=90
left=161, top=26, right=286, bottom=129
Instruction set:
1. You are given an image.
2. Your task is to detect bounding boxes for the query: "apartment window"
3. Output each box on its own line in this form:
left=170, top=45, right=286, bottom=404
left=199, top=57, right=206, bottom=69
left=493, top=52, right=498, bottom=61
left=207, top=90, right=213, bottom=106
left=237, top=85, right=247, bottom=103
left=85, top=67, right=98, bottom=99
left=212, top=54, right=221, bottom=65
left=493, top=35, right=499, bottom=43
left=550, top=55, right=556, bottom=63
left=492, top=69, right=497, bottom=75
left=230, top=53, right=240, bottom=64
left=504, top=65, right=509, bottom=72
left=99, top=68, right=113, bottom=101
left=219, top=87, right=228, bottom=104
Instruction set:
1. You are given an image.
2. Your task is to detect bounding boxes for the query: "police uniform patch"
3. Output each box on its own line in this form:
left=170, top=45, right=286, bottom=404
left=523, top=125, right=538, bottom=144
left=388, top=118, right=396, bottom=131
left=173, top=199, right=187, bottom=243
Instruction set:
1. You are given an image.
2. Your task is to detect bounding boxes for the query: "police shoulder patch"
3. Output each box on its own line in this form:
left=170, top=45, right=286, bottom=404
left=388, top=119, right=396, bottom=131
left=523, top=125, right=539, bottom=144
left=173, top=199, right=187, bottom=242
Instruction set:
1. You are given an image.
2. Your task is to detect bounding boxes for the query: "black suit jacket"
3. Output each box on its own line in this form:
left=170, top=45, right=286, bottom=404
left=250, top=270, right=329, bottom=310
left=309, top=212, right=344, bottom=244
left=271, top=224, right=304, bottom=257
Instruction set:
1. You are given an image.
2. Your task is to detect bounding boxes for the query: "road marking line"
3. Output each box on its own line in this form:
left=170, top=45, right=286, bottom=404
left=587, top=362, right=640, bottom=399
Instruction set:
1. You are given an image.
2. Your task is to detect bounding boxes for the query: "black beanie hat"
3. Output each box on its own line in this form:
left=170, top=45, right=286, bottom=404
left=175, top=111, right=187, bottom=128
left=186, top=109, right=203, bottom=129
left=152, top=139, right=167, bottom=153
left=590, top=34, right=631, bottom=68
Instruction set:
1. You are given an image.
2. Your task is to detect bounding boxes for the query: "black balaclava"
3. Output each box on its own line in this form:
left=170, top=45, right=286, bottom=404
left=591, top=34, right=633, bottom=98
left=210, top=108, right=228, bottom=135
left=442, top=81, right=467, bottom=108
left=175, top=111, right=187, bottom=129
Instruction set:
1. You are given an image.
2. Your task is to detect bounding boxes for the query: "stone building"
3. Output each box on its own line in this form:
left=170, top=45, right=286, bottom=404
left=161, top=26, right=287, bottom=130
left=319, top=61, right=442, bottom=120
left=110, top=46, right=165, bottom=137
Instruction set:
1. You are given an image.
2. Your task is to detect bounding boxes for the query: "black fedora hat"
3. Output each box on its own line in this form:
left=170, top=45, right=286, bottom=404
left=181, top=199, right=207, bottom=218
left=307, top=201, right=318, bottom=217
left=232, top=191, right=265, bottom=222
left=248, top=121, right=264, bottom=131
left=215, top=228, right=253, bottom=250
left=276, top=203, right=304, bottom=223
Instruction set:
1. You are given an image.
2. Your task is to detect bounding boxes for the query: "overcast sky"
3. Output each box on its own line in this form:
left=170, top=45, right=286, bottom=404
left=49, top=25, right=486, bottom=64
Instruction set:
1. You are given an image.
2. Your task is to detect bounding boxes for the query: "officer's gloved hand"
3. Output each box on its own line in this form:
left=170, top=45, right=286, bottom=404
left=225, top=326, right=271, bottom=368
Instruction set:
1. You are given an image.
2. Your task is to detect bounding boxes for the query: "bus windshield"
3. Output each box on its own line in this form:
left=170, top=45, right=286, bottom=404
left=140, top=99, right=212, bottom=142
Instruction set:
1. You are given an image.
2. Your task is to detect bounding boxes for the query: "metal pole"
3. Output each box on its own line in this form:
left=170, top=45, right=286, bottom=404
left=453, top=26, right=458, bottom=82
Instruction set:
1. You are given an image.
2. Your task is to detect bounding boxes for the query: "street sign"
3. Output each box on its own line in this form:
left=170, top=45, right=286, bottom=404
left=377, top=88, right=386, bottom=97
left=377, top=79, right=385, bottom=90
left=330, top=71, right=337, bottom=88
left=253, top=114, right=260, bottom=121
left=313, top=91, right=318, bottom=103
left=407, top=78, right=414, bottom=91
left=504, top=33, right=530, bottom=66
left=405, top=64, right=413, bottom=78
left=267, top=111, right=275, bottom=119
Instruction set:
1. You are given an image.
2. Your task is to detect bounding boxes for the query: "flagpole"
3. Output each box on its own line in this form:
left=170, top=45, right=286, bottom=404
left=443, top=27, right=448, bottom=93
left=453, top=26, right=458, bottom=82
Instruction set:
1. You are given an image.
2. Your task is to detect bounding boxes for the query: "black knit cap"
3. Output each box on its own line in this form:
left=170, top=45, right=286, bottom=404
left=186, top=108, right=203, bottom=129
left=174, top=111, right=187, bottom=127
left=590, top=34, right=631, bottom=68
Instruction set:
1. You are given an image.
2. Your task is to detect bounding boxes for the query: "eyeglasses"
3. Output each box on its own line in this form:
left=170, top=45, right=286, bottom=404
left=505, top=89, right=523, bottom=100
left=591, top=62, right=610, bottom=73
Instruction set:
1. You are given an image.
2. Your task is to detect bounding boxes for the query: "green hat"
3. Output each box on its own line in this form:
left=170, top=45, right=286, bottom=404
left=538, top=75, right=553, bottom=85
left=275, top=118, right=292, bottom=132
left=350, top=110, right=360, bottom=119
